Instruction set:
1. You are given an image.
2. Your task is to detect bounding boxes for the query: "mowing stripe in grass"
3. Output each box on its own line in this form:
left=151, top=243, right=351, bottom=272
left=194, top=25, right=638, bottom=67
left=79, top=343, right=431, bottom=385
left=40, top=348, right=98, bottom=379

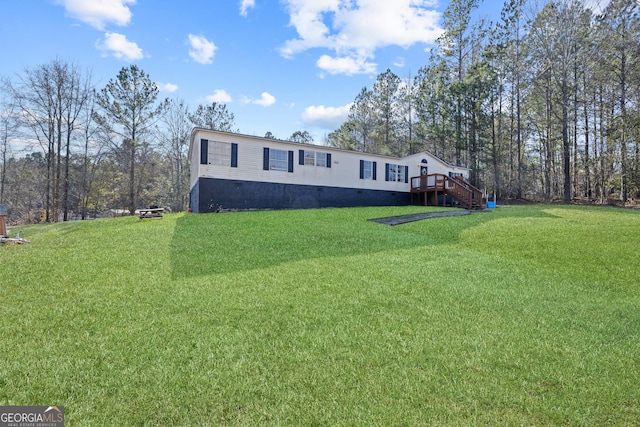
left=1, top=205, right=639, bottom=425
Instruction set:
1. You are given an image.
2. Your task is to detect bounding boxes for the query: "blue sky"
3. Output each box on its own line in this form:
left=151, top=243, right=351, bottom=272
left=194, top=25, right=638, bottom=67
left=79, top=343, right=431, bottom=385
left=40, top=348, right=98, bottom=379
left=1, top=0, right=509, bottom=143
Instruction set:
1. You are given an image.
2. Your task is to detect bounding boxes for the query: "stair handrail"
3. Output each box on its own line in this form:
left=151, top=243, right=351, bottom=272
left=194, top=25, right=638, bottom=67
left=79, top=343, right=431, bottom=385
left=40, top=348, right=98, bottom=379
left=448, top=175, right=484, bottom=208
left=410, top=173, right=484, bottom=209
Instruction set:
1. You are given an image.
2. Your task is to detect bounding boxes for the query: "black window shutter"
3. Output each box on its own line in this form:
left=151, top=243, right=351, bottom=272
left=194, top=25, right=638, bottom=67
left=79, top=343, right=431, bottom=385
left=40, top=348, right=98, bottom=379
left=200, top=139, right=208, bottom=165
left=231, top=143, right=238, bottom=168
left=359, top=160, right=364, bottom=179
left=326, top=153, right=331, bottom=168
left=263, top=147, right=270, bottom=170
left=404, top=166, right=409, bottom=183
left=299, top=150, right=305, bottom=165
left=385, top=163, right=390, bottom=181
left=373, top=161, right=377, bottom=180
left=288, top=150, right=294, bottom=173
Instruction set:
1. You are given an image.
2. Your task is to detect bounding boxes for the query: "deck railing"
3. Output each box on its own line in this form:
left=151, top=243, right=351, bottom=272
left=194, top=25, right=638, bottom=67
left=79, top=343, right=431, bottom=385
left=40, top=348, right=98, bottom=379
left=411, top=174, right=484, bottom=209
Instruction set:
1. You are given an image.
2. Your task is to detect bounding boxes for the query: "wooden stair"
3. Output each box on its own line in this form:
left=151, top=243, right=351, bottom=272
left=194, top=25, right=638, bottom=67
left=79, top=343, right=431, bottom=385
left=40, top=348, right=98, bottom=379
left=410, top=174, right=484, bottom=210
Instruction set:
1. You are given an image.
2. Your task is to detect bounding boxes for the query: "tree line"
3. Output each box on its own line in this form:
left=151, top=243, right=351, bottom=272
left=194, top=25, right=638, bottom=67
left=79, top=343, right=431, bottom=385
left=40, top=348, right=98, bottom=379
left=0, top=62, right=314, bottom=224
left=1, top=0, right=638, bottom=224
left=328, top=0, right=640, bottom=204
left=0, top=60, right=319, bottom=224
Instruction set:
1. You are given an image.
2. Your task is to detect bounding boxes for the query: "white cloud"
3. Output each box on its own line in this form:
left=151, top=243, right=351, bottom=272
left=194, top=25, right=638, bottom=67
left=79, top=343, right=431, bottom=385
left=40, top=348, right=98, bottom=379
left=239, top=0, right=255, bottom=16
left=188, top=34, right=217, bottom=64
left=97, top=32, right=144, bottom=61
left=393, top=56, right=406, bottom=68
left=317, top=54, right=377, bottom=76
left=206, top=89, right=232, bottom=103
left=241, top=92, right=276, bottom=106
left=280, top=0, right=442, bottom=75
left=302, top=103, right=352, bottom=129
left=253, top=92, right=276, bottom=107
left=58, top=0, right=136, bottom=30
left=158, top=82, right=178, bottom=92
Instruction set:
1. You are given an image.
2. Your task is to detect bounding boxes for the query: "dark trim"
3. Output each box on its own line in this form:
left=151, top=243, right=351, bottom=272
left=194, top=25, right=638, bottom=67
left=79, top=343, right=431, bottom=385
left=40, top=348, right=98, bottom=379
left=200, top=139, right=208, bottom=165
left=231, top=143, right=238, bottom=168
left=193, top=177, right=410, bottom=212
left=359, top=160, right=364, bottom=179
left=404, top=166, right=409, bottom=183
left=288, top=150, right=294, bottom=173
left=326, top=153, right=331, bottom=168
left=263, top=147, right=269, bottom=170
left=299, top=150, right=305, bottom=165
left=373, top=161, right=377, bottom=180
left=385, top=163, right=390, bottom=181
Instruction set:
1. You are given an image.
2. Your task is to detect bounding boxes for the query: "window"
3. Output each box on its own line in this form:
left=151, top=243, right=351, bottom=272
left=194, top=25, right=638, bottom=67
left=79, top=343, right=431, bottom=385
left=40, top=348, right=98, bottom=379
left=201, top=139, right=237, bottom=167
left=270, top=148, right=288, bottom=171
left=299, top=150, right=331, bottom=168
left=304, top=150, right=315, bottom=165
left=315, top=152, right=327, bottom=167
left=362, top=161, right=373, bottom=179
left=264, top=148, right=294, bottom=172
left=210, top=141, right=231, bottom=166
left=398, top=165, right=407, bottom=183
left=360, top=160, right=377, bottom=180
left=385, top=163, right=408, bottom=183
left=388, top=163, right=397, bottom=181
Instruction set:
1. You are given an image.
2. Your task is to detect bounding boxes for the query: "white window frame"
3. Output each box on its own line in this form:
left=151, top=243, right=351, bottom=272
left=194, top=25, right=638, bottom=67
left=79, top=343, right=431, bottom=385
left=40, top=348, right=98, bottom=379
left=315, top=152, right=327, bottom=167
left=304, top=150, right=316, bottom=166
left=303, top=150, right=328, bottom=167
left=269, top=148, right=289, bottom=171
left=388, top=163, right=398, bottom=181
left=398, top=165, right=406, bottom=182
left=362, top=160, right=374, bottom=180
left=209, top=141, right=232, bottom=166
left=386, top=163, right=407, bottom=182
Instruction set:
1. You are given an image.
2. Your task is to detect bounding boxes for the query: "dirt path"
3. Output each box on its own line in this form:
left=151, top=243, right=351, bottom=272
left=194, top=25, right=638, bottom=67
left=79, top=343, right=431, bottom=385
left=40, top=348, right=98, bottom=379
left=368, top=209, right=476, bottom=226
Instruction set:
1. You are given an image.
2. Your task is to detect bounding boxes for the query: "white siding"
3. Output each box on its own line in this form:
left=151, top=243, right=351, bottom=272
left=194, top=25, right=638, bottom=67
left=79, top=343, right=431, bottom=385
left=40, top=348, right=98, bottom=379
left=190, top=129, right=469, bottom=192
left=403, top=152, right=470, bottom=180
left=189, top=140, right=201, bottom=189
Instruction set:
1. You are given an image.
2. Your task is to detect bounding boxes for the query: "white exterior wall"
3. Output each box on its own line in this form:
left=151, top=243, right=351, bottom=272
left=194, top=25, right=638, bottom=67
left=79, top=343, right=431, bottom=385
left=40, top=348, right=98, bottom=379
left=189, top=137, right=201, bottom=189
left=189, top=129, right=469, bottom=192
left=403, top=152, right=470, bottom=180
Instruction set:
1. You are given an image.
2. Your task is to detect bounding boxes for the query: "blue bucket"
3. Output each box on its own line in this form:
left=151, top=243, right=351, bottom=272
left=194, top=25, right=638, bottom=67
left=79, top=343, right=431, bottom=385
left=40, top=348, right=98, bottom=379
left=487, top=201, right=496, bottom=209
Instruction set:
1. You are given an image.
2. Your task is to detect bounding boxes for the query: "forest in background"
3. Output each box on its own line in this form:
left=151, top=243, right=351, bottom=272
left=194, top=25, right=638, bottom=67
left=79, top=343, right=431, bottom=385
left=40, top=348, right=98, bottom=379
left=328, top=0, right=640, bottom=205
left=1, top=0, right=639, bottom=224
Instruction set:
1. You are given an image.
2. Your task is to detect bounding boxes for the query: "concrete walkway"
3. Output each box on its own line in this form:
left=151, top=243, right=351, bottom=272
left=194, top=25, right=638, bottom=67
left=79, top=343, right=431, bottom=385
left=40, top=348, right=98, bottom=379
left=368, top=209, right=474, bottom=226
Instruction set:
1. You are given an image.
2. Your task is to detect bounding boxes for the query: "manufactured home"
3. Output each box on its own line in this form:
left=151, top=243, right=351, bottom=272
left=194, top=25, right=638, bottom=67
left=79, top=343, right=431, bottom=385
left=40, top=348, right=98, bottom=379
left=188, top=128, right=482, bottom=213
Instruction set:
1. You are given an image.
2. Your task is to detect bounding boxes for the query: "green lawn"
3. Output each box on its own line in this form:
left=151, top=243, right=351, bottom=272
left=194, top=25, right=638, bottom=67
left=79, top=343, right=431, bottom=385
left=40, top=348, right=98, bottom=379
left=1, top=205, right=639, bottom=425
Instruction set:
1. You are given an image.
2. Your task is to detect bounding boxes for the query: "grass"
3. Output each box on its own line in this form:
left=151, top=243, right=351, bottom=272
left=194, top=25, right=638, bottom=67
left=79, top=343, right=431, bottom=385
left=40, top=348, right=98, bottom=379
left=1, top=205, right=639, bottom=425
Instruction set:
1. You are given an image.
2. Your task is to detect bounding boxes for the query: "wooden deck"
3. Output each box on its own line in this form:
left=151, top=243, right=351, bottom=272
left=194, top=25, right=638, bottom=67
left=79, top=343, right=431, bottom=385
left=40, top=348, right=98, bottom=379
left=410, top=174, right=484, bottom=209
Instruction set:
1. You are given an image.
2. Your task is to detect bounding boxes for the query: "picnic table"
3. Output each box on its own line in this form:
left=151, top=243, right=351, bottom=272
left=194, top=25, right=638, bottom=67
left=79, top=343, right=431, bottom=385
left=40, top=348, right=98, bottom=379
left=138, top=208, right=164, bottom=219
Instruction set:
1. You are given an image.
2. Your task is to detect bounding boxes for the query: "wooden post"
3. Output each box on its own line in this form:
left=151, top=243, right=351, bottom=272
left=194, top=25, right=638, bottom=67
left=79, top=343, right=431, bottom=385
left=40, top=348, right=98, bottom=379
left=0, top=215, right=7, bottom=238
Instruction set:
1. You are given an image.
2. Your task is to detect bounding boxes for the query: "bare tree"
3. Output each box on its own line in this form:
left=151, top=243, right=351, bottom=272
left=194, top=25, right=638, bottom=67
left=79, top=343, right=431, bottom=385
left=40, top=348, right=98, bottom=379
left=7, top=59, right=92, bottom=221
left=160, top=98, right=191, bottom=211
left=0, top=87, right=20, bottom=206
